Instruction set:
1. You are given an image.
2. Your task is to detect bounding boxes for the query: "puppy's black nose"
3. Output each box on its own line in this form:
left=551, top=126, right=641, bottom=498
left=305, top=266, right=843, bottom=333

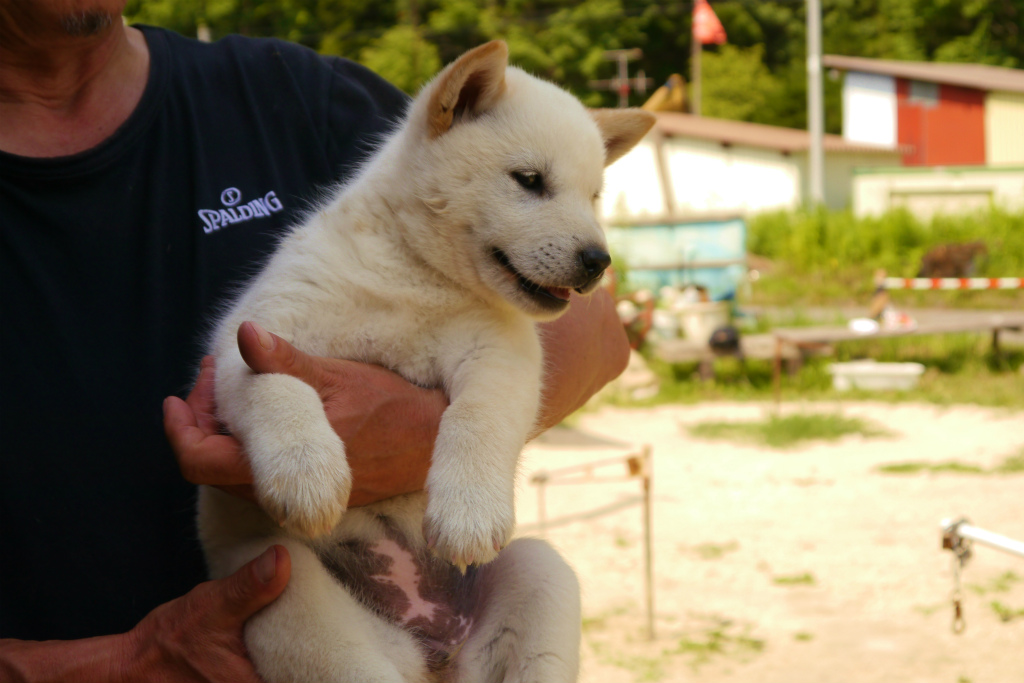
left=579, top=247, right=611, bottom=277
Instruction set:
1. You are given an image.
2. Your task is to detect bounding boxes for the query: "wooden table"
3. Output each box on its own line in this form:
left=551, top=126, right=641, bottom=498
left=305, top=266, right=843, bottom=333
left=771, top=312, right=1024, bottom=402
left=656, top=333, right=813, bottom=380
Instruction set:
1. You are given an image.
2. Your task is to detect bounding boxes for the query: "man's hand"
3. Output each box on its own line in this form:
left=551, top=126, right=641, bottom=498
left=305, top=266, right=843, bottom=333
left=166, top=323, right=447, bottom=507
left=535, top=287, right=630, bottom=433
left=165, top=287, right=629, bottom=506
left=0, top=546, right=290, bottom=683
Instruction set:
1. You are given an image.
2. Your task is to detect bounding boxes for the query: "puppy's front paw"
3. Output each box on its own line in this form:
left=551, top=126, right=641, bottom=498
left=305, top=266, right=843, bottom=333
left=422, top=487, right=514, bottom=571
left=251, top=432, right=351, bottom=539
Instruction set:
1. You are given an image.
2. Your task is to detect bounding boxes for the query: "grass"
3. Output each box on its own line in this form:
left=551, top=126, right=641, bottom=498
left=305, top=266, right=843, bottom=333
left=612, top=332, right=1024, bottom=410
left=687, top=413, right=892, bottom=449
left=877, top=461, right=985, bottom=475
left=877, top=452, right=1024, bottom=476
left=684, top=540, right=739, bottom=560
left=990, top=600, right=1024, bottom=623
left=773, top=572, right=816, bottom=586
left=605, top=206, right=1024, bottom=411
left=666, top=620, right=765, bottom=670
left=969, top=571, right=1022, bottom=596
left=583, top=609, right=765, bottom=680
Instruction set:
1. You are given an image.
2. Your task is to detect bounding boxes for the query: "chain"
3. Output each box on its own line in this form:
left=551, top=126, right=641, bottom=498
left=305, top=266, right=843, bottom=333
left=942, top=518, right=973, bottom=634
left=950, top=550, right=966, bottom=634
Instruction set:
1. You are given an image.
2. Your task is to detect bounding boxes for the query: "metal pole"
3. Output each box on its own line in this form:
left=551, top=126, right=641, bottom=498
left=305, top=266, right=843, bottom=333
left=642, top=445, right=655, bottom=640
left=690, top=33, right=702, bottom=116
left=943, top=519, right=1024, bottom=560
left=806, top=0, right=825, bottom=205
left=615, top=53, right=629, bottom=108
left=537, top=479, right=547, bottom=538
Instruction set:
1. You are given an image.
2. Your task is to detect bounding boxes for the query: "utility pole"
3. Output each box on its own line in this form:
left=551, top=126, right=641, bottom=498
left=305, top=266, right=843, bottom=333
left=690, top=35, right=701, bottom=116
left=589, top=49, right=653, bottom=108
left=807, top=0, right=825, bottom=205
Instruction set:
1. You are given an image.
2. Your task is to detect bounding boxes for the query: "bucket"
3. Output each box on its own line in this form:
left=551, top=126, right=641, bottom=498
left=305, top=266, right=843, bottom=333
left=678, top=302, right=729, bottom=344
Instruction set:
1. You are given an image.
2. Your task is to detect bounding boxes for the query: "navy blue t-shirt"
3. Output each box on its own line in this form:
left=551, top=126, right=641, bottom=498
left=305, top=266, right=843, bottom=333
left=0, top=25, right=408, bottom=639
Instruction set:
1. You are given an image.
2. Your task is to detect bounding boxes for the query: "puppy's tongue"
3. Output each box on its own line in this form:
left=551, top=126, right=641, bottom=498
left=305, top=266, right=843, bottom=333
left=543, top=286, right=572, bottom=301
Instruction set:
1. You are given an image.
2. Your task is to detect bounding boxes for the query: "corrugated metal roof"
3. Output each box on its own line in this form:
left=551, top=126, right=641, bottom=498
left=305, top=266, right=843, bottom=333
left=823, top=55, right=1024, bottom=94
left=653, top=112, right=907, bottom=155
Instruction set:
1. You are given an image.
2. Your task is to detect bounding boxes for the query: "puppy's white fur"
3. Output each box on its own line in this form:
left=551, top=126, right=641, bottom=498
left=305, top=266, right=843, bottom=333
left=199, top=41, right=653, bottom=682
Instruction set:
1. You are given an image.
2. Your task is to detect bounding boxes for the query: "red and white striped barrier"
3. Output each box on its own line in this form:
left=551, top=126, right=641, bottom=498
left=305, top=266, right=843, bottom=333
left=884, top=277, right=1024, bottom=291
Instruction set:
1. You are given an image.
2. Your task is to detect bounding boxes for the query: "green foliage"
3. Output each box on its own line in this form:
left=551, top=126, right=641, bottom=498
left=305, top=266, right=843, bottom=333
left=701, top=45, right=779, bottom=122
left=359, top=25, right=441, bottom=93
left=124, top=0, right=1024, bottom=131
left=747, top=206, right=1024, bottom=308
left=688, top=412, right=892, bottom=449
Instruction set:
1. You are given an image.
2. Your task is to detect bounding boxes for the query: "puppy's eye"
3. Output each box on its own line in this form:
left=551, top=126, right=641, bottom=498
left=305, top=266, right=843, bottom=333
left=512, top=170, right=544, bottom=194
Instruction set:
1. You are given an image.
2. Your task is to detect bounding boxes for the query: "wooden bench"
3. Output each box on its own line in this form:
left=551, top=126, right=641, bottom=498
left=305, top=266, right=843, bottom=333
left=771, top=312, right=1024, bottom=401
left=655, top=333, right=819, bottom=380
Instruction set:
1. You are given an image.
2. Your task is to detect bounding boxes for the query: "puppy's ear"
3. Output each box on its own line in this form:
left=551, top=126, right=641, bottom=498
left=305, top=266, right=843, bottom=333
left=427, top=41, right=509, bottom=138
left=589, top=109, right=657, bottom=166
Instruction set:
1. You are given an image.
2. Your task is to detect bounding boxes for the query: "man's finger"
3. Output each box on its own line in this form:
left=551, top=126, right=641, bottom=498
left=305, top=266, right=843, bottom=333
left=237, top=321, right=325, bottom=387
left=186, top=356, right=222, bottom=434
left=201, top=545, right=291, bottom=631
left=164, top=396, right=252, bottom=486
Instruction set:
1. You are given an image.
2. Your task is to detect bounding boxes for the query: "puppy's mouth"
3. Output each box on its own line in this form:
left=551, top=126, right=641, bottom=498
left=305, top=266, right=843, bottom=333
left=492, top=249, right=574, bottom=308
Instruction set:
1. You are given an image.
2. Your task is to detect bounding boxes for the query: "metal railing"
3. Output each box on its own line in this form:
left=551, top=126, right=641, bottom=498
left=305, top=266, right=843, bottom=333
left=529, top=446, right=655, bottom=640
left=940, top=517, right=1024, bottom=633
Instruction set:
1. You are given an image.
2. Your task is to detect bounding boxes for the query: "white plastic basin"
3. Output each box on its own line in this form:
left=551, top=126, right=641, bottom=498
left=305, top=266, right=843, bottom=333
left=828, top=360, right=925, bottom=391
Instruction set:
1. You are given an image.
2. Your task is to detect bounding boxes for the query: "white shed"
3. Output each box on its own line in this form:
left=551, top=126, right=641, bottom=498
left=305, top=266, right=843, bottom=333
left=599, top=112, right=905, bottom=222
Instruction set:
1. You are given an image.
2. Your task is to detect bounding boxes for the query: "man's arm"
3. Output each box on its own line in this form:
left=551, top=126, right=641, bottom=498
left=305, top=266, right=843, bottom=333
left=166, top=288, right=629, bottom=506
left=0, top=547, right=290, bottom=683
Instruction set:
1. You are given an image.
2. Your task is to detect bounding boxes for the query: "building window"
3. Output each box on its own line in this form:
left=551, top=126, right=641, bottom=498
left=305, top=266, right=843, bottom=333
left=908, top=80, right=939, bottom=108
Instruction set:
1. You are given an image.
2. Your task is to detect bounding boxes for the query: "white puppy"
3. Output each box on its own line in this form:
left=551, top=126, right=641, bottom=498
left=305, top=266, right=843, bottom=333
left=199, top=41, right=654, bottom=682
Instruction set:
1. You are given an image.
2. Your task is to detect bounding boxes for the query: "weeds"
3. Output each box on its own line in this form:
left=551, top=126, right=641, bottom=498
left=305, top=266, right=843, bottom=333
left=877, top=461, right=985, bottom=475
left=583, top=609, right=765, bottom=680
left=990, top=601, right=1024, bottom=623
left=968, top=571, right=1022, bottom=596
left=688, top=413, right=891, bottom=449
left=773, top=572, right=816, bottom=586
left=622, top=334, right=1024, bottom=409
left=683, top=540, right=739, bottom=560
left=877, top=454, right=1024, bottom=476
left=666, top=619, right=765, bottom=670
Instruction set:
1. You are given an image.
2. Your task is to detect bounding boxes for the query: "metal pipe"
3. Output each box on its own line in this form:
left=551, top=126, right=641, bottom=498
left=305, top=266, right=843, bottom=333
left=942, top=518, right=1024, bottom=560
left=641, top=446, right=655, bottom=641
left=806, top=0, right=825, bottom=205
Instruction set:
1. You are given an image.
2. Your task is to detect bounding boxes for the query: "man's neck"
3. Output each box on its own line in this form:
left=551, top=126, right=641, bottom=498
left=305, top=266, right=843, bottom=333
left=0, top=6, right=150, bottom=158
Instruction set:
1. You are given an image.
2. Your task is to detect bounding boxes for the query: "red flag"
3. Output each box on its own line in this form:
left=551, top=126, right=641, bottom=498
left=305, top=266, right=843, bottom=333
left=693, top=0, right=727, bottom=45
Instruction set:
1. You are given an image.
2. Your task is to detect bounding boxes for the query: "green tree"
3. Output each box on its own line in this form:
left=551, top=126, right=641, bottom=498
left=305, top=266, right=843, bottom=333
left=359, top=25, right=441, bottom=93
left=701, top=44, right=780, bottom=122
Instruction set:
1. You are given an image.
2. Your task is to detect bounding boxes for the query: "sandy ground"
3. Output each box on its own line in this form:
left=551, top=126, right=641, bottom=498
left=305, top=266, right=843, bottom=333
left=514, top=402, right=1024, bottom=683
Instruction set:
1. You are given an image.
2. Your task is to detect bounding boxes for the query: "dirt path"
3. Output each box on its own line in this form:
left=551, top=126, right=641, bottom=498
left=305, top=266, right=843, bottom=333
left=515, top=402, right=1024, bottom=683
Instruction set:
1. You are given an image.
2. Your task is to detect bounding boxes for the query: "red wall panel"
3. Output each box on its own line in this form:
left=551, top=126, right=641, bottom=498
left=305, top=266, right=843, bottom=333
left=896, top=78, right=986, bottom=166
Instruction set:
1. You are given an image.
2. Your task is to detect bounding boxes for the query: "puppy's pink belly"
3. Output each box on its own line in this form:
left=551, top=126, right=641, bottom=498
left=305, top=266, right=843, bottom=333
left=368, top=538, right=475, bottom=650
left=320, top=536, right=479, bottom=658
